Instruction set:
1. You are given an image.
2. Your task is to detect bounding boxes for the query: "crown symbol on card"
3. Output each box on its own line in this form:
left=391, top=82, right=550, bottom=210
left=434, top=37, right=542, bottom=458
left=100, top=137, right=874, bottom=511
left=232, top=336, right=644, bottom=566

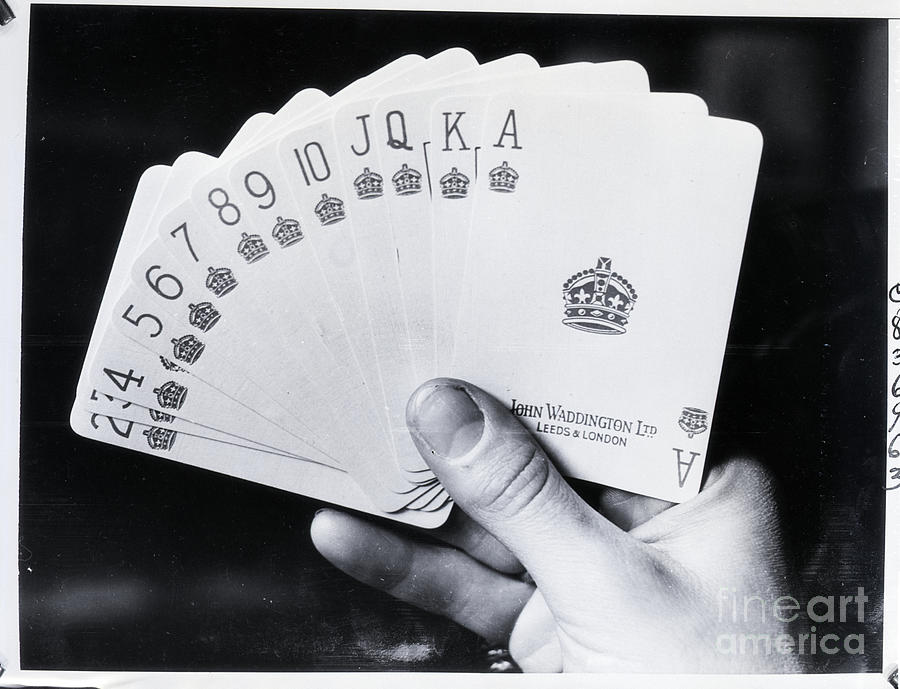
left=391, top=163, right=422, bottom=196
left=678, top=407, right=708, bottom=438
left=439, top=167, right=470, bottom=199
left=170, top=334, right=205, bottom=365
left=237, top=232, right=269, bottom=264
left=144, top=426, right=177, bottom=451
left=353, top=167, right=384, bottom=199
left=188, top=301, right=220, bottom=332
left=153, top=380, right=188, bottom=410
left=271, top=216, right=303, bottom=248
left=562, top=257, right=638, bottom=334
left=488, top=161, right=519, bottom=193
left=149, top=408, right=175, bottom=424
left=205, top=266, right=237, bottom=298
left=314, top=193, right=346, bottom=225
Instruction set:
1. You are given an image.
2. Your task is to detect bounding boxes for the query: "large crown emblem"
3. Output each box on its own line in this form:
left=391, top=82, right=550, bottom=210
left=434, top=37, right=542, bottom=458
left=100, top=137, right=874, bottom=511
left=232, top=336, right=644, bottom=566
left=188, top=301, right=220, bottom=332
left=149, top=408, right=175, bottom=423
left=439, top=167, right=470, bottom=199
left=272, top=216, right=303, bottom=248
left=678, top=407, right=708, bottom=438
left=237, top=232, right=269, bottom=263
left=488, top=161, right=519, bottom=193
left=154, top=380, right=187, bottom=410
left=353, top=167, right=383, bottom=199
left=170, top=334, right=205, bottom=364
left=206, top=266, right=237, bottom=297
left=144, top=426, right=177, bottom=451
left=562, top=257, right=637, bottom=334
left=314, top=193, right=346, bottom=225
left=392, top=163, right=422, bottom=196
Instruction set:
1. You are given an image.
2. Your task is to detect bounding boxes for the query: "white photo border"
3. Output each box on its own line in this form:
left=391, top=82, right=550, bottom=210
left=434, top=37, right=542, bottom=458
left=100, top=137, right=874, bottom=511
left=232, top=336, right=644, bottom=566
left=0, top=1, right=896, bottom=686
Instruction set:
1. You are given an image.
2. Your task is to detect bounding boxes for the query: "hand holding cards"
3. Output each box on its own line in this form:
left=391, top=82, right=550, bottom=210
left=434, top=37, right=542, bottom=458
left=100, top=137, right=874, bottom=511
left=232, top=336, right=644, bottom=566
left=71, top=49, right=762, bottom=526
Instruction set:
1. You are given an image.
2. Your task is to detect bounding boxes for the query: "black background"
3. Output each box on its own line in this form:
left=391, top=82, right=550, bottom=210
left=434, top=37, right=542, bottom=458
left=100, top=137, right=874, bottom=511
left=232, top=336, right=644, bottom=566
left=20, top=5, right=886, bottom=672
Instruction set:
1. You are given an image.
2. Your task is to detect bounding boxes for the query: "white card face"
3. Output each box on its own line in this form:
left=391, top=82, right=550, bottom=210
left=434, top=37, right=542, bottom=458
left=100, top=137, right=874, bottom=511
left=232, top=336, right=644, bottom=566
left=452, top=94, right=762, bottom=502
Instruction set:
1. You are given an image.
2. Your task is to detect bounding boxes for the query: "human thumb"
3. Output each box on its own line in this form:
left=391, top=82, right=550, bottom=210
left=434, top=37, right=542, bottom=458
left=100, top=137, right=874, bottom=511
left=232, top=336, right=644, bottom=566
left=406, top=378, right=639, bottom=610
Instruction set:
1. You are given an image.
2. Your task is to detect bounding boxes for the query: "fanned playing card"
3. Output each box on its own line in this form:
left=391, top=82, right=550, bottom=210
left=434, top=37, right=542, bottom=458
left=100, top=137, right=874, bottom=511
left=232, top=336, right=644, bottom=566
left=72, top=50, right=763, bottom=526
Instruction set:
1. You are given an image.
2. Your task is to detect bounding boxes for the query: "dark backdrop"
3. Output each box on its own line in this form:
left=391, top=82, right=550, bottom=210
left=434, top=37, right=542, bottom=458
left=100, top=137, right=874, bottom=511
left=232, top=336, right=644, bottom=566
left=20, top=5, right=886, bottom=672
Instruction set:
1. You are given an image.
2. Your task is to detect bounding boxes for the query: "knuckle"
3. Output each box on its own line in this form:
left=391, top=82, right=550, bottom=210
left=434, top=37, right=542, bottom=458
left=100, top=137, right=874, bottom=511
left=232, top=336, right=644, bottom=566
left=715, top=456, right=778, bottom=504
left=475, top=444, right=552, bottom=519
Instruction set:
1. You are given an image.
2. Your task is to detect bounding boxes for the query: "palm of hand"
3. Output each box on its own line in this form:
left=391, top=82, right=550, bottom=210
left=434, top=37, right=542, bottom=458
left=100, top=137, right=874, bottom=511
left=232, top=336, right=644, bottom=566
left=510, top=458, right=795, bottom=672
